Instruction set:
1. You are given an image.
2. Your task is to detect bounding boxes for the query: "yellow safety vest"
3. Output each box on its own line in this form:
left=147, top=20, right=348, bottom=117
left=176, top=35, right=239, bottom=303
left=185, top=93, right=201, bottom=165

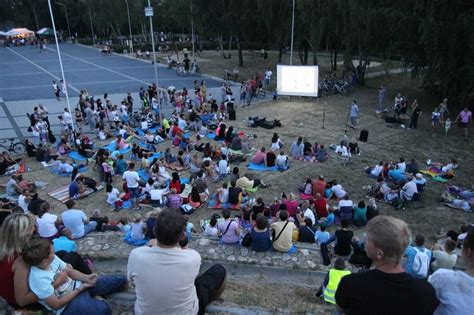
left=323, top=268, right=351, bottom=305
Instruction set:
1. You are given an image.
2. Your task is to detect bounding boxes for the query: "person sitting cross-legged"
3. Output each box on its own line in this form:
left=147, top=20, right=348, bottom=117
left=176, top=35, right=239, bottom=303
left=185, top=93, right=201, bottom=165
left=22, top=238, right=127, bottom=315
left=127, top=209, right=227, bottom=315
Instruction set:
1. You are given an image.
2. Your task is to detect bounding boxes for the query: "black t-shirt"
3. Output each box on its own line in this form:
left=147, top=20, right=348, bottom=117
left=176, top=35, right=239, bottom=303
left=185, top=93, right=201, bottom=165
left=334, top=229, right=354, bottom=256
left=0, top=161, right=7, bottom=175
left=298, top=225, right=316, bottom=243
left=266, top=152, right=276, bottom=167
left=228, top=187, right=242, bottom=205
left=251, top=204, right=265, bottom=220
left=335, top=269, right=438, bottom=315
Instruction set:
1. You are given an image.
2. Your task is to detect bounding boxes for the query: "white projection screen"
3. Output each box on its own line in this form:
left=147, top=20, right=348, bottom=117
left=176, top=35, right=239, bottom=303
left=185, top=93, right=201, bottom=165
left=277, top=65, right=319, bottom=97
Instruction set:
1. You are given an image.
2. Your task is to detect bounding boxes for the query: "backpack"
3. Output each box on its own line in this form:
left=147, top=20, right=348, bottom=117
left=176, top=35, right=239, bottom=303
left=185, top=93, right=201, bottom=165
left=412, top=247, right=430, bottom=277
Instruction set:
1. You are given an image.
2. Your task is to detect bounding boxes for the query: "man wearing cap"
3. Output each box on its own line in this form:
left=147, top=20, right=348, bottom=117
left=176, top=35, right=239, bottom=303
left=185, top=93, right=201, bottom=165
left=414, top=173, right=427, bottom=186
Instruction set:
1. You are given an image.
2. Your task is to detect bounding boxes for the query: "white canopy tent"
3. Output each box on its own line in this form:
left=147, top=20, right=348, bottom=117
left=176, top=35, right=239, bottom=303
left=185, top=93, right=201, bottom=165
left=6, top=28, right=35, bottom=37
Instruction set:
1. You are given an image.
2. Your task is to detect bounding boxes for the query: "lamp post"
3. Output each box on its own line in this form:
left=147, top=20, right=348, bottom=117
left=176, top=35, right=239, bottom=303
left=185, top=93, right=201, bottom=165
left=55, top=2, right=71, bottom=40
left=190, top=0, right=195, bottom=62
left=145, top=0, right=160, bottom=120
left=125, top=0, right=133, bottom=54
left=290, top=0, right=295, bottom=65
left=47, top=0, right=75, bottom=131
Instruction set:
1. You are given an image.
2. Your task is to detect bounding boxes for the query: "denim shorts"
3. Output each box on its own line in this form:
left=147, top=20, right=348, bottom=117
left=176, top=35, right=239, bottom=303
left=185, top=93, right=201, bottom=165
left=128, top=187, right=140, bottom=199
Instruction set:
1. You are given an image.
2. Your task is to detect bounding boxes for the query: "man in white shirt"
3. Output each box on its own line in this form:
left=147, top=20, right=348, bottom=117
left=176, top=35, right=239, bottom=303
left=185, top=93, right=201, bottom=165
left=264, top=68, right=273, bottom=88
left=276, top=151, right=289, bottom=171
left=127, top=209, right=226, bottom=315
left=58, top=162, right=74, bottom=174
left=331, top=180, right=347, bottom=199
left=123, top=163, right=142, bottom=210
left=61, top=199, right=97, bottom=239
left=149, top=182, right=169, bottom=206
left=400, top=176, right=418, bottom=201
left=18, top=190, right=30, bottom=213
left=63, top=108, right=73, bottom=130
left=397, top=158, right=406, bottom=173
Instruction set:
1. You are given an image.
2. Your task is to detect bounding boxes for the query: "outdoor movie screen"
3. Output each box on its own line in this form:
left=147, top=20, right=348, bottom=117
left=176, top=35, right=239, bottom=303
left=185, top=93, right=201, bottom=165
left=276, top=65, right=319, bottom=97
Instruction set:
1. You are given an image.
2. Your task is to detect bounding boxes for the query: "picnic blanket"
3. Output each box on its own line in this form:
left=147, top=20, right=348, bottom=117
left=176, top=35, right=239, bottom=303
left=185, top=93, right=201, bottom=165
left=47, top=166, right=88, bottom=177
left=420, top=166, right=455, bottom=182
left=206, top=132, right=224, bottom=142
left=147, top=152, right=163, bottom=163
left=124, top=231, right=148, bottom=246
left=247, top=162, right=279, bottom=172
left=107, top=200, right=132, bottom=210
left=103, top=141, right=132, bottom=154
left=48, top=184, right=104, bottom=204
left=68, top=151, right=88, bottom=161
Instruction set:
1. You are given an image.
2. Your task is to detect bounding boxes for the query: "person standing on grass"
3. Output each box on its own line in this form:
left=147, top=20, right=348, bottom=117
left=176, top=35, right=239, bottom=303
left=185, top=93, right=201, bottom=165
left=409, top=99, right=422, bottom=129
left=122, top=163, right=141, bottom=211
left=350, top=100, right=359, bottom=128
left=455, top=106, right=472, bottom=140
left=378, top=86, right=386, bottom=111
left=52, top=80, right=60, bottom=101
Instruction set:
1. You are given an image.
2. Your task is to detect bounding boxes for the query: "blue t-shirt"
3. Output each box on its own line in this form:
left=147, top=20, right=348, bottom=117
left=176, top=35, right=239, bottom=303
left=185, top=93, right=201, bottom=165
left=251, top=228, right=272, bottom=252
left=404, top=246, right=432, bottom=278
left=53, top=236, right=77, bottom=253
left=325, top=213, right=335, bottom=226
left=68, top=181, right=80, bottom=198
left=315, top=230, right=330, bottom=245
left=115, top=159, right=127, bottom=175
left=29, top=255, right=81, bottom=314
left=388, top=169, right=405, bottom=183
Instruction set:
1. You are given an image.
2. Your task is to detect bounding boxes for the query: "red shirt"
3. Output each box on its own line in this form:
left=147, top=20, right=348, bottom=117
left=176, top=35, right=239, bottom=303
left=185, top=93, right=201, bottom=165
left=314, top=197, right=328, bottom=218
left=169, top=179, right=182, bottom=194
left=171, top=125, right=183, bottom=137
left=312, top=179, right=326, bottom=196
left=0, top=254, right=19, bottom=306
left=284, top=200, right=299, bottom=218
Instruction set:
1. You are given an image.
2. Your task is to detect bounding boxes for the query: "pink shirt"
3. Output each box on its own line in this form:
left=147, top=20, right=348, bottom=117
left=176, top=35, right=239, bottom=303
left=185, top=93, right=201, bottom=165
left=460, top=110, right=472, bottom=123
left=251, top=151, right=266, bottom=164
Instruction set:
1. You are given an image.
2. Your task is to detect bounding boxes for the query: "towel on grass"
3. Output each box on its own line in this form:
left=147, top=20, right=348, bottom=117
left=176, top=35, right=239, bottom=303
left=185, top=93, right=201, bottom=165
left=68, top=151, right=88, bottom=161
left=206, top=132, right=224, bottom=142
left=48, top=184, right=104, bottom=204
left=103, top=141, right=132, bottom=154
left=48, top=166, right=88, bottom=177
left=147, top=152, right=163, bottom=163
left=247, top=162, right=279, bottom=172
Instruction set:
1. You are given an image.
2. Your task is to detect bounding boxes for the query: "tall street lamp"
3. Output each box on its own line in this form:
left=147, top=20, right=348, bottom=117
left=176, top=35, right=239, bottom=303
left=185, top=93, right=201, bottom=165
left=145, top=0, right=160, bottom=120
left=55, top=2, right=71, bottom=40
left=125, top=0, right=133, bottom=54
left=290, top=0, right=295, bottom=65
left=47, top=0, right=75, bottom=131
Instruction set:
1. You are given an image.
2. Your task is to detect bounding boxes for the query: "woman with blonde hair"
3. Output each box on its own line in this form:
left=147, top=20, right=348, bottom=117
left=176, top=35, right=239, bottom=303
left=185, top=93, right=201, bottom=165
left=0, top=212, right=38, bottom=308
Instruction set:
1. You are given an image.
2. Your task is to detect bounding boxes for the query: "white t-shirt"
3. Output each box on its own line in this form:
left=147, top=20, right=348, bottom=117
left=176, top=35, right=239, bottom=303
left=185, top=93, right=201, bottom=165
left=265, top=70, right=272, bottom=80
left=218, top=159, right=228, bottom=175
left=428, top=269, right=474, bottom=315
left=107, top=188, right=121, bottom=204
left=303, top=208, right=316, bottom=225
left=18, top=194, right=29, bottom=213
left=332, top=184, right=346, bottom=199
left=63, top=111, right=73, bottom=124
left=98, top=130, right=107, bottom=141
left=371, top=164, right=383, bottom=177
left=431, top=250, right=457, bottom=271
left=36, top=213, right=58, bottom=238
left=204, top=224, right=219, bottom=237
left=150, top=188, right=166, bottom=202
left=218, top=189, right=229, bottom=203
left=123, top=170, right=140, bottom=188
left=338, top=199, right=353, bottom=209
left=402, top=180, right=418, bottom=198
left=271, top=139, right=282, bottom=151
left=58, top=163, right=73, bottom=173
left=131, top=222, right=145, bottom=240
left=127, top=245, right=201, bottom=315
left=140, top=121, right=148, bottom=130
left=441, top=163, right=454, bottom=173
left=276, top=155, right=288, bottom=168
left=61, top=209, right=87, bottom=239
left=397, top=162, right=406, bottom=173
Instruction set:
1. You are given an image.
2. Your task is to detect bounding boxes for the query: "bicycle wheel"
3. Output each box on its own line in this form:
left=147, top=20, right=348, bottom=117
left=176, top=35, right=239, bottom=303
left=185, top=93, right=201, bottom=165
left=13, top=142, right=26, bottom=155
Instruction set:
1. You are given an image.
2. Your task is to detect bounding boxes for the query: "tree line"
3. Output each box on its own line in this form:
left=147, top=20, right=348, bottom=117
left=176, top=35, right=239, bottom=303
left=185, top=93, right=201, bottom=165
left=1, top=0, right=473, bottom=102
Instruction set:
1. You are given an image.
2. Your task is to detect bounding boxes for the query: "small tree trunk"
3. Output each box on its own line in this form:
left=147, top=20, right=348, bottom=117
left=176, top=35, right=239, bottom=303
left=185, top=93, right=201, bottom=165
left=279, top=44, right=283, bottom=63
left=333, top=48, right=338, bottom=71
left=218, top=35, right=225, bottom=58
left=303, top=42, right=308, bottom=65
left=237, top=37, right=243, bottom=67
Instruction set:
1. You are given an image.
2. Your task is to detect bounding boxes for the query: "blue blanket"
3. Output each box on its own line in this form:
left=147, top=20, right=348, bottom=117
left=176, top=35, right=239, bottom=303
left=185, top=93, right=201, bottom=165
left=247, top=162, right=279, bottom=172
left=124, top=231, right=148, bottom=246
left=103, top=141, right=132, bottom=154
left=48, top=166, right=88, bottom=177
left=207, top=132, right=224, bottom=142
left=68, top=151, right=87, bottom=161
left=147, top=152, right=163, bottom=163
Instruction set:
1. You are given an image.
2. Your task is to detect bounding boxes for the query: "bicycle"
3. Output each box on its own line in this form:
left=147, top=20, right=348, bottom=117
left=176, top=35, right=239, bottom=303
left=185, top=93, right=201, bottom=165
left=0, top=138, right=26, bottom=156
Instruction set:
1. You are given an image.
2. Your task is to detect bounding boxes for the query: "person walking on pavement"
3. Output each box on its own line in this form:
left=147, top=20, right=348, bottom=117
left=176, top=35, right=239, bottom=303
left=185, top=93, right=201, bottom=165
left=52, top=80, right=60, bottom=101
